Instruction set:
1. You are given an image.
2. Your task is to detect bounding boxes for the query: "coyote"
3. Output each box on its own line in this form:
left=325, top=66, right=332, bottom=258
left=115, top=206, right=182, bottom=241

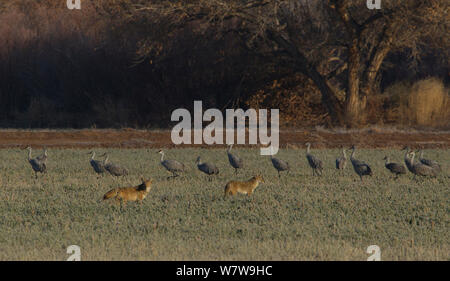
left=224, top=175, right=264, bottom=199
left=103, top=178, right=153, bottom=206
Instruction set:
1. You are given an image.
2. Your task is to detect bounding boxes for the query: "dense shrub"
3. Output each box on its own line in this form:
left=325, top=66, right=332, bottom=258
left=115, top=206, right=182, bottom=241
left=382, top=78, right=449, bottom=128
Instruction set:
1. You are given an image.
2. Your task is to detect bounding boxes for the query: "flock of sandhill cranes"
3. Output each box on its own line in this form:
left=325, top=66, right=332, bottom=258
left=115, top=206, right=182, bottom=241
left=25, top=144, right=442, bottom=181
left=88, top=151, right=129, bottom=176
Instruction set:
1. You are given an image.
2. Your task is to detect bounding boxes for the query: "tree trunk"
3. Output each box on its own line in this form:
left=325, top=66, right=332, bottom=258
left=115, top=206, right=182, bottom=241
left=301, top=64, right=344, bottom=125
left=344, top=39, right=364, bottom=127
left=361, top=23, right=397, bottom=103
left=265, top=29, right=344, bottom=125
left=332, top=0, right=367, bottom=127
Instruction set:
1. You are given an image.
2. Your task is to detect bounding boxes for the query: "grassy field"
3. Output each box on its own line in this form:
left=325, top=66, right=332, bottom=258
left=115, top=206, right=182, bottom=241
left=0, top=147, right=448, bottom=260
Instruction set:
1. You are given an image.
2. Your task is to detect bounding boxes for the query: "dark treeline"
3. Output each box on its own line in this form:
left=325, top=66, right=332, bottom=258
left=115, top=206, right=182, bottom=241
left=0, top=0, right=448, bottom=129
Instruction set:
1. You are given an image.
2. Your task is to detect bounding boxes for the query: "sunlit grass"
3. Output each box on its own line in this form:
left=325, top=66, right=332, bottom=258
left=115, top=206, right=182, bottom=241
left=0, top=147, right=448, bottom=260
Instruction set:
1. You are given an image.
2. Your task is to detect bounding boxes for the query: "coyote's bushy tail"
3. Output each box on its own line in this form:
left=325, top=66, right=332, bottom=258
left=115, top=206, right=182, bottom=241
left=103, top=188, right=119, bottom=200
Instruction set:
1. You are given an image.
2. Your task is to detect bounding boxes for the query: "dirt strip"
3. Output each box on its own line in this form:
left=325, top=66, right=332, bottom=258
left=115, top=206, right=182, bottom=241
left=0, top=129, right=449, bottom=149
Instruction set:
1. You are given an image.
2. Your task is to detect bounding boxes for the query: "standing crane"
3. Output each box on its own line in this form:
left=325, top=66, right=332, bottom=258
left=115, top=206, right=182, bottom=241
left=335, top=147, right=347, bottom=170
left=270, top=154, right=290, bottom=178
left=349, top=146, right=372, bottom=181
left=383, top=156, right=406, bottom=179
left=408, top=151, right=437, bottom=178
left=88, top=151, right=106, bottom=175
left=26, top=146, right=47, bottom=178
left=227, top=144, right=243, bottom=174
left=196, top=156, right=219, bottom=180
left=158, top=150, right=185, bottom=178
left=305, top=142, right=323, bottom=176
left=417, top=149, right=441, bottom=173
left=103, top=153, right=129, bottom=177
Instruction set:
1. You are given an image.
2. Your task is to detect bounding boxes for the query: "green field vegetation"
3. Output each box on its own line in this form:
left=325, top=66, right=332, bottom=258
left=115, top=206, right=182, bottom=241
left=0, top=147, right=448, bottom=260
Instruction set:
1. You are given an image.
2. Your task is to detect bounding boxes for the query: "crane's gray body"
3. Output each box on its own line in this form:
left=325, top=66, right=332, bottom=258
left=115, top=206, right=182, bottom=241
left=158, top=150, right=185, bottom=177
left=349, top=146, right=372, bottom=181
left=305, top=143, right=323, bottom=176
left=383, top=156, right=406, bottom=177
left=89, top=152, right=106, bottom=174
left=409, top=152, right=437, bottom=177
left=27, top=147, right=47, bottom=177
left=91, top=160, right=106, bottom=174
left=196, top=156, right=219, bottom=176
left=103, top=154, right=128, bottom=176
left=271, top=155, right=289, bottom=178
left=418, top=150, right=441, bottom=173
left=29, top=158, right=46, bottom=174
left=227, top=145, right=243, bottom=174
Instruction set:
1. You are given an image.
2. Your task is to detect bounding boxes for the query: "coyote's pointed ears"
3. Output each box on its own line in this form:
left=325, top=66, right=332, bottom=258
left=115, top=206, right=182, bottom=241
left=141, top=177, right=153, bottom=183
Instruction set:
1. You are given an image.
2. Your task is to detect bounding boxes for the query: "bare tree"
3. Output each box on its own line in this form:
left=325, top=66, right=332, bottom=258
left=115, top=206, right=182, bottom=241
left=115, top=0, right=448, bottom=126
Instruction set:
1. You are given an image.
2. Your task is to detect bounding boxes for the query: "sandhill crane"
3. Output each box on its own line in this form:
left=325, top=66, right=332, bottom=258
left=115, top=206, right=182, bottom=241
left=305, top=142, right=323, bottom=176
left=418, top=150, right=441, bottom=173
left=88, top=151, right=106, bottom=175
left=335, top=147, right=347, bottom=170
left=196, top=156, right=219, bottom=180
left=26, top=146, right=47, bottom=178
left=409, top=151, right=437, bottom=178
left=349, top=146, right=372, bottom=181
left=402, top=147, right=414, bottom=174
left=383, top=156, right=406, bottom=179
left=158, top=150, right=185, bottom=178
left=270, top=154, right=289, bottom=178
left=103, top=153, right=129, bottom=177
left=227, top=144, right=243, bottom=174
left=36, top=147, right=48, bottom=162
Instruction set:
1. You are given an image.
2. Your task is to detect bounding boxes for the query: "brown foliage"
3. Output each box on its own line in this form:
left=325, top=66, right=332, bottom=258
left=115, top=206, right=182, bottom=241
left=381, top=78, right=450, bottom=128
left=245, top=74, right=329, bottom=127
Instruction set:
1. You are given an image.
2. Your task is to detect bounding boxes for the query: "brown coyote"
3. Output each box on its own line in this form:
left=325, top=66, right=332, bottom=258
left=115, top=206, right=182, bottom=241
left=103, top=178, right=153, bottom=206
left=224, top=175, right=264, bottom=199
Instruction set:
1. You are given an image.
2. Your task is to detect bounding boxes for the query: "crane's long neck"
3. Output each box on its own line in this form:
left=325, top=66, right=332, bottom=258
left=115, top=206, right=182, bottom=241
left=342, top=148, right=346, bottom=158
left=404, top=150, right=409, bottom=161
left=420, top=150, right=424, bottom=159
left=104, top=155, right=109, bottom=164
left=27, top=148, right=32, bottom=160
left=227, top=145, right=232, bottom=153
left=384, top=157, right=390, bottom=165
left=91, top=152, right=95, bottom=160
left=351, top=148, right=356, bottom=159
left=306, top=144, right=310, bottom=154
left=403, top=150, right=413, bottom=170
left=160, top=152, right=164, bottom=162
left=410, top=153, right=415, bottom=165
